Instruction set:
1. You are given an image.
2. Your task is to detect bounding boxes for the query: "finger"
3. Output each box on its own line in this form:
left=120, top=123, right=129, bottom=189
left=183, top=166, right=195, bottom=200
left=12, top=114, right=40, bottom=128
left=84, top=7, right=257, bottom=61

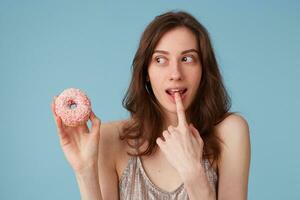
left=167, top=125, right=175, bottom=134
left=53, top=110, right=65, bottom=136
left=156, top=137, right=165, bottom=148
left=189, top=123, right=203, bottom=145
left=51, top=97, right=63, bottom=132
left=55, top=117, right=72, bottom=146
left=51, top=96, right=67, bottom=139
left=162, top=130, right=170, bottom=140
left=77, top=123, right=89, bottom=133
left=53, top=110, right=69, bottom=144
left=55, top=115, right=64, bottom=132
left=51, top=96, right=58, bottom=118
left=174, top=92, right=187, bottom=127
left=89, top=111, right=101, bottom=135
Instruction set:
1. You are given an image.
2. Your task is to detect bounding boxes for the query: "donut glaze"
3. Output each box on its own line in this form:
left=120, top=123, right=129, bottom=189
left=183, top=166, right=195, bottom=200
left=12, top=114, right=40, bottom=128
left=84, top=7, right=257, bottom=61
left=55, top=88, right=92, bottom=127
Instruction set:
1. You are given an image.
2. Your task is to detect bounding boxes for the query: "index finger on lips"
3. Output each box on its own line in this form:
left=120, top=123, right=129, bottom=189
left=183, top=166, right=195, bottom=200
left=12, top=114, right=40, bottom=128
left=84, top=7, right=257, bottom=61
left=174, top=92, right=187, bottom=127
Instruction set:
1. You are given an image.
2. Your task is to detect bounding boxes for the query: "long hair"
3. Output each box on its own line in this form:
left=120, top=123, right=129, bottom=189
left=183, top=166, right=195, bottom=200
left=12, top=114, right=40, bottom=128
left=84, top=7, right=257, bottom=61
left=120, top=10, right=233, bottom=167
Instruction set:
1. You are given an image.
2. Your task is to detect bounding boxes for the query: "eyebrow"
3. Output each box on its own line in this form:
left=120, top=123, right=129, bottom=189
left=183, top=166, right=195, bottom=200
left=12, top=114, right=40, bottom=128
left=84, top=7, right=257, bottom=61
left=153, top=49, right=199, bottom=55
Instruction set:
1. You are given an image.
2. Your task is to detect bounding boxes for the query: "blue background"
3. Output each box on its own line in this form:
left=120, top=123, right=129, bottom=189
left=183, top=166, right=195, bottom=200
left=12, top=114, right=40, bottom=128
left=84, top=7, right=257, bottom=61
left=1, top=0, right=299, bottom=199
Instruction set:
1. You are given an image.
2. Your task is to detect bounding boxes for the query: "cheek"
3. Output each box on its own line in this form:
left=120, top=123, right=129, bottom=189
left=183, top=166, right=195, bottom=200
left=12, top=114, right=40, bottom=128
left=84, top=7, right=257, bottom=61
left=197, top=73, right=202, bottom=85
left=151, top=82, right=164, bottom=98
left=149, top=79, right=167, bottom=102
left=189, top=69, right=201, bottom=83
left=188, top=70, right=202, bottom=96
left=195, top=67, right=202, bottom=83
left=149, top=70, right=165, bottom=88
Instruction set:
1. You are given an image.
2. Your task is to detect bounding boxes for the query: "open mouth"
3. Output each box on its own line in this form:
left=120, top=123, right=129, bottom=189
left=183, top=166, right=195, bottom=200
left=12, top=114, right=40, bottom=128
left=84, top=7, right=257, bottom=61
left=165, top=88, right=188, bottom=99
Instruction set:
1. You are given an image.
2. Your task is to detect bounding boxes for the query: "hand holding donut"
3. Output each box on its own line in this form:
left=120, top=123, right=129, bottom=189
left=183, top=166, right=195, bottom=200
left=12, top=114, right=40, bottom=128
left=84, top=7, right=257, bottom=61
left=51, top=88, right=101, bottom=174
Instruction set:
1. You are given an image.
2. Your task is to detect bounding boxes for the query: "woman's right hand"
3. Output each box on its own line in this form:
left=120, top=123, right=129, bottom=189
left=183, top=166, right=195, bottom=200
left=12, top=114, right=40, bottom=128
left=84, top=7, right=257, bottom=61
left=51, top=96, right=101, bottom=174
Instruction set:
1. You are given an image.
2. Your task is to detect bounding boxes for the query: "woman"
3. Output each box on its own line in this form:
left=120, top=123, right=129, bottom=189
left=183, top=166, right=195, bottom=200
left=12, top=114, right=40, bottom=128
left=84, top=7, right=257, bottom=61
left=51, top=11, right=251, bottom=200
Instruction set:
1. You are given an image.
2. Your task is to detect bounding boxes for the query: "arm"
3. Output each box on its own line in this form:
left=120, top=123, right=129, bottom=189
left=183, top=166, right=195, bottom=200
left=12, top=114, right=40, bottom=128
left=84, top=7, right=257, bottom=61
left=75, top=166, right=102, bottom=200
left=97, top=122, right=120, bottom=200
left=51, top=99, right=103, bottom=200
left=182, top=114, right=251, bottom=200
left=181, top=164, right=216, bottom=200
left=74, top=122, right=120, bottom=200
left=216, top=114, right=251, bottom=200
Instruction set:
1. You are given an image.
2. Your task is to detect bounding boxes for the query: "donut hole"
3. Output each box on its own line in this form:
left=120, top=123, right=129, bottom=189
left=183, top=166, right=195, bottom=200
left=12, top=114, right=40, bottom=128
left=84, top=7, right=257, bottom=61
left=67, top=100, right=77, bottom=110
left=70, top=103, right=77, bottom=109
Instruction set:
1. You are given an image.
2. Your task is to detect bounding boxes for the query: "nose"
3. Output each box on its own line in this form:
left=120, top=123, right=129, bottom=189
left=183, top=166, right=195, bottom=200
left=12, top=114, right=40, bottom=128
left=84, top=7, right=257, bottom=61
left=169, top=60, right=182, bottom=81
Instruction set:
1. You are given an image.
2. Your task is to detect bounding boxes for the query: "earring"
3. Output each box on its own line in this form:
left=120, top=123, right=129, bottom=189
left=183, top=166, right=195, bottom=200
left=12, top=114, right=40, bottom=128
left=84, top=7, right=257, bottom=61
left=145, top=82, right=161, bottom=109
left=145, top=82, right=151, bottom=95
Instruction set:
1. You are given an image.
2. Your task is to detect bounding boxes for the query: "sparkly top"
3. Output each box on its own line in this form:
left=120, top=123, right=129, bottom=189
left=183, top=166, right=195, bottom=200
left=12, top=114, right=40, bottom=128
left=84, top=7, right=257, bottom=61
left=119, top=156, right=218, bottom=200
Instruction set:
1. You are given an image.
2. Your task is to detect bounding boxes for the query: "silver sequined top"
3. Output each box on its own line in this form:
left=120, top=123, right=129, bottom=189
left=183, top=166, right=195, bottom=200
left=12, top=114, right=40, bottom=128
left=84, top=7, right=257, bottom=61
left=119, top=156, right=218, bottom=200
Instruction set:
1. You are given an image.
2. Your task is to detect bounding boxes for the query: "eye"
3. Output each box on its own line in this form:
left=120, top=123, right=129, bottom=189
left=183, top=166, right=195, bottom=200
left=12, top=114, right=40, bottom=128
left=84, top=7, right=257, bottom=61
left=155, top=57, right=167, bottom=64
left=182, top=56, right=194, bottom=63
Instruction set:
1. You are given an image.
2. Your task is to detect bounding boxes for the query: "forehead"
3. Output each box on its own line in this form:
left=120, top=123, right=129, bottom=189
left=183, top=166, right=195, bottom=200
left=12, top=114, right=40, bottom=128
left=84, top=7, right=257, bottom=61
left=154, top=26, right=198, bottom=53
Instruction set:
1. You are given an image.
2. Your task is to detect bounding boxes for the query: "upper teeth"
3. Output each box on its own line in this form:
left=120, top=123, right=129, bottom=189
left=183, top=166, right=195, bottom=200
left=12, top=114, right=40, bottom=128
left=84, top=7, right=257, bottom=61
left=168, top=88, right=184, bottom=93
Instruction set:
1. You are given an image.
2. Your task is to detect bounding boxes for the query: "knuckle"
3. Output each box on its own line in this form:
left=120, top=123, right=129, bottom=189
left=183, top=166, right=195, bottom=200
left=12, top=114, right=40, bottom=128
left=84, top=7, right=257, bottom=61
left=182, top=121, right=188, bottom=126
left=156, top=138, right=162, bottom=146
left=180, top=123, right=188, bottom=130
left=162, top=131, right=169, bottom=138
left=167, top=126, right=173, bottom=132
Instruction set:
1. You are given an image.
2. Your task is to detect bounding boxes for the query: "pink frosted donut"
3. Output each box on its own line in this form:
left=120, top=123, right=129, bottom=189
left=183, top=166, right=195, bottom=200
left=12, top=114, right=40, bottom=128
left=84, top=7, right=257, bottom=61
left=55, top=88, right=92, bottom=127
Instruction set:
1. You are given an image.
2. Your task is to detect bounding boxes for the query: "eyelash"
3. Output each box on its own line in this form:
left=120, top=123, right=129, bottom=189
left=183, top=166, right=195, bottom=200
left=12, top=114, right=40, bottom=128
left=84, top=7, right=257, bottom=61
left=154, top=55, right=195, bottom=64
left=181, top=56, right=194, bottom=62
left=155, top=57, right=165, bottom=64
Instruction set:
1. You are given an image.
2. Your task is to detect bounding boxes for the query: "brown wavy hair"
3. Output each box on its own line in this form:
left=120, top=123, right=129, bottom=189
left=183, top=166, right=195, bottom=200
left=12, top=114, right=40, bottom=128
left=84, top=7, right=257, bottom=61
left=120, top=10, right=233, bottom=167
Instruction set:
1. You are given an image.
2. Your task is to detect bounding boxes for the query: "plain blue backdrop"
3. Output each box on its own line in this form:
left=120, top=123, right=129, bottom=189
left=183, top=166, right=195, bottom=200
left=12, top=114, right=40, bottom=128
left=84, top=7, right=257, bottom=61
left=1, top=0, right=299, bottom=199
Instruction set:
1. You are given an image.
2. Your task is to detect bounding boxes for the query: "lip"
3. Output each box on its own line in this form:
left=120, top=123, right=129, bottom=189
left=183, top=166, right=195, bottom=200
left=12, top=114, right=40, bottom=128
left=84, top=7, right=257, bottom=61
left=165, top=90, right=187, bottom=103
left=165, top=86, right=187, bottom=91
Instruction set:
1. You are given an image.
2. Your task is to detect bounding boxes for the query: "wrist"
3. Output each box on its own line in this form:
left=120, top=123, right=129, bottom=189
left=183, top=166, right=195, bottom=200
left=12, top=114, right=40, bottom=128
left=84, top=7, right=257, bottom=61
left=75, top=162, right=98, bottom=177
left=179, top=162, right=204, bottom=183
left=181, top=164, right=215, bottom=200
left=74, top=164, right=102, bottom=200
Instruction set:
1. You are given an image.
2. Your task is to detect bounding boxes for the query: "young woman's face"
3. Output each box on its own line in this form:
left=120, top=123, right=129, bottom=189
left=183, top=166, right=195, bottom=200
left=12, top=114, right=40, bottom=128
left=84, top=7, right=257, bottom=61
left=148, top=26, right=202, bottom=120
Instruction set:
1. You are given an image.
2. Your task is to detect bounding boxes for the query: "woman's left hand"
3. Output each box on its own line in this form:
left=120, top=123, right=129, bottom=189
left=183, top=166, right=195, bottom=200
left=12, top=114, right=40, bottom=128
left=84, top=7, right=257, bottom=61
left=156, top=92, right=204, bottom=179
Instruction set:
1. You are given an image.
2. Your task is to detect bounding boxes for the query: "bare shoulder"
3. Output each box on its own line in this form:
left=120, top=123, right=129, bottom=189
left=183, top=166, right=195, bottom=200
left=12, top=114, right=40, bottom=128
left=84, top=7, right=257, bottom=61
left=214, top=113, right=251, bottom=199
left=215, top=113, right=251, bottom=158
left=99, top=119, right=127, bottom=145
left=99, top=119, right=130, bottom=160
left=215, top=113, right=250, bottom=143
